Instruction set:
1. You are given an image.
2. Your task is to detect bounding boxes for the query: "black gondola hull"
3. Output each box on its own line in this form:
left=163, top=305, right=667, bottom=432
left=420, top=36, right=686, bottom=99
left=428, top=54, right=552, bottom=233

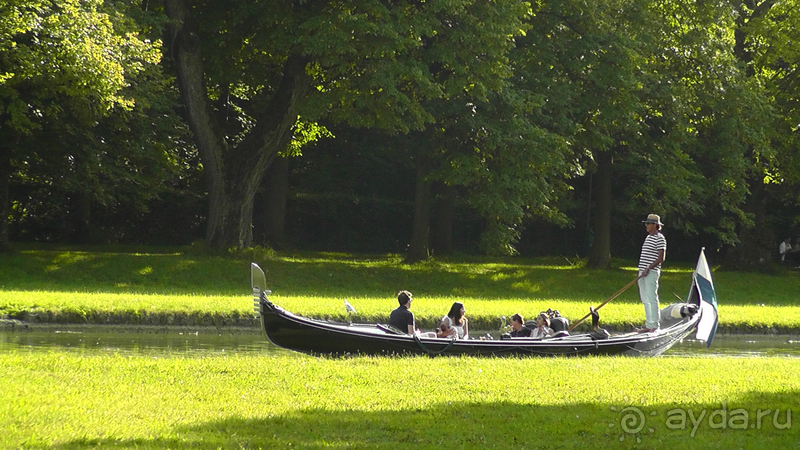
left=257, top=299, right=700, bottom=357
left=249, top=251, right=717, bottom=358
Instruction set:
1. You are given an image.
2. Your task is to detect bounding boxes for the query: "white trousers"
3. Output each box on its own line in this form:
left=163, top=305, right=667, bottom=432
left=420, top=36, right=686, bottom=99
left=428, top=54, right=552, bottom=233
left=638, top=270, right=661, bottom=329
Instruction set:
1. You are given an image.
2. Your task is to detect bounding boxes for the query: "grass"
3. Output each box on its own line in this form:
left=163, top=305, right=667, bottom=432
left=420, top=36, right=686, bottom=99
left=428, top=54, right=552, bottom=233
left=0, top=350, right=798, bottom=449
left=2, top=244, right=800, bottom=331
left=2, top=245, right=799, bottom=449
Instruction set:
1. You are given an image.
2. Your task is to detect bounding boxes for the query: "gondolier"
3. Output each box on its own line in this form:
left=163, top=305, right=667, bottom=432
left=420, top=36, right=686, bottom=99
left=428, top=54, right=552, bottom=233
left=637, top=214, right=666, bottom=333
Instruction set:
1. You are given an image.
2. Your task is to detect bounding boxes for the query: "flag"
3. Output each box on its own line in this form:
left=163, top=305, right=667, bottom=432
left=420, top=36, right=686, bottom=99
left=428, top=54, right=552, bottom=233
left=692, top=249, right=719, bottom=348
left=344, top=300, right=357, bottom=314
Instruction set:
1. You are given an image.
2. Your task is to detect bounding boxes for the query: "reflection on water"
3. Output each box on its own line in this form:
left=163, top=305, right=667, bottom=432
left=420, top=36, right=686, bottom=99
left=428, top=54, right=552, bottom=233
left=0, top=326, right=290, bottom=357
left=666, top=334, right=800, bottom=358
left=1, top=327, right=799, bottom=357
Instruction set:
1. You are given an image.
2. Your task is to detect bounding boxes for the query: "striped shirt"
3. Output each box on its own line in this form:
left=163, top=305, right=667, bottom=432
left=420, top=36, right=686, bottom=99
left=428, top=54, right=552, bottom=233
left=638, top=232, right=666, bottom=272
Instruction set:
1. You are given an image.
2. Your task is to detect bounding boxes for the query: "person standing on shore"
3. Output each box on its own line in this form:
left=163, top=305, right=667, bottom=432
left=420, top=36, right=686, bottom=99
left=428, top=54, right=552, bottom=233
left=637, top=214, right=666, bottom=333
left=779, top=238, right=792, bottom=261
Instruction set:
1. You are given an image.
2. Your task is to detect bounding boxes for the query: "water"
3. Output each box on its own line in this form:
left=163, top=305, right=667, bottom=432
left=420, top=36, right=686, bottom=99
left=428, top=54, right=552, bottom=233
left=0, top=326, right=289, bottom=357
left=1, top=326, right=799, bottom=357
left=666, top=334, right=800, bottom=358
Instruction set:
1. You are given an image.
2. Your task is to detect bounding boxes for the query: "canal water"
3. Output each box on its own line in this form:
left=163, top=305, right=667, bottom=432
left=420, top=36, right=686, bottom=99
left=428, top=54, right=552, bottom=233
left=2, top=326, right=799, bottom=357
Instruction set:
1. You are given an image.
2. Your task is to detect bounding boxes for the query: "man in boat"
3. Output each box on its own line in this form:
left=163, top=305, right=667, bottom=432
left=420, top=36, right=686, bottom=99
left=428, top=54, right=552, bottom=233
left=388, top=290, right=436, bottom=337
left=508, top=314, right=533, bottom=337
left=389, top=290, right=415, bottom=334
left=636, top=213, right=666, bottom=333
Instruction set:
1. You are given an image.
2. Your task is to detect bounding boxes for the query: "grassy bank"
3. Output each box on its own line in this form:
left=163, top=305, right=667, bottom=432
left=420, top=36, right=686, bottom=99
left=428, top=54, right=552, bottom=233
left=1, top=351, right=798, bottom=449
left=2, top=245, right=800, bottom=332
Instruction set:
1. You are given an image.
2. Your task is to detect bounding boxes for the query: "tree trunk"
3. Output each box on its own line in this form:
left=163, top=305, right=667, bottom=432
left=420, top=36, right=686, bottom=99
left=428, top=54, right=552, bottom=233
left=723, top=1, right=777, bottom=268
left=0, top=140, right=10, bottom=252
left=406, top=157, right=433, bottom=263
left=165, top=0, right=310, bottom=252
left=73, top=188, right=94, bottom=244
left=431, top=182, right=455, bottom=255
left=257, top=155, right=289, bottom=247
left=725, top=177, right=774, bottom=268
left=587, top=151, right=612, bottom=268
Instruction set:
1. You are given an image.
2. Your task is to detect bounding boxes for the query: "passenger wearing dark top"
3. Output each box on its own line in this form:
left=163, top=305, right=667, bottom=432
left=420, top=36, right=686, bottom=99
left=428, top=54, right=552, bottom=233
left=509, top=313, right=533, bottom=337
left=389, top=290, right=418, bottom=334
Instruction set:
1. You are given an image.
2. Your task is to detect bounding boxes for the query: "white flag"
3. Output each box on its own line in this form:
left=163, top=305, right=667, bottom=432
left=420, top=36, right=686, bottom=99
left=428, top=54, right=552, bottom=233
left=693, top=249, right=718, bottom=348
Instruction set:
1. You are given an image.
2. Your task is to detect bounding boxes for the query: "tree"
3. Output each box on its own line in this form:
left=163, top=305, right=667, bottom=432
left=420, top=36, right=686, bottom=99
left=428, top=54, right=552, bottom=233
left=282, top=126, right=418, bottom=252
left=512, top=0, right=772, bottom=267
left=723, top=0, right=800, bottom=267
left=403, top=87, right=571, bottom=261
left=163, top=0, right=531, bottom=252
left=509, top=0, right=659, bottom=267
left=0, top=0, right=162, bottom=250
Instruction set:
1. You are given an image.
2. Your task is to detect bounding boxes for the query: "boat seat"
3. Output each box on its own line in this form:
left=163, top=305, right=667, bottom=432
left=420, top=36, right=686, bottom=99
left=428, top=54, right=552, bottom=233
left=550, top=316, right=570, bottom=333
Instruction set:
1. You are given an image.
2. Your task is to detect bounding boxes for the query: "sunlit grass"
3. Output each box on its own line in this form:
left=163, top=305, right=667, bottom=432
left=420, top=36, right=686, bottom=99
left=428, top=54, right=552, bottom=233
left=2, top=245, right=800, bottom=330
left=0, top=351, right=798, bottom=449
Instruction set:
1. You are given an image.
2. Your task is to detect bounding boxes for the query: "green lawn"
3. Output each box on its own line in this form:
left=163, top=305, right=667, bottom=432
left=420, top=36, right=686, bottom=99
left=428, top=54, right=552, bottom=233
left=1, top=351, right=797, bottom=449
left=2, top=245, right=799, bottom=449
left=2, top=245, right=800, bottom=331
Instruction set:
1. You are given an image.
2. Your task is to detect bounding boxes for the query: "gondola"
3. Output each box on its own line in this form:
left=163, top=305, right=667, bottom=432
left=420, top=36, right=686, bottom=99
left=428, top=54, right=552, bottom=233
left=250, top=250, right=718, bottom=357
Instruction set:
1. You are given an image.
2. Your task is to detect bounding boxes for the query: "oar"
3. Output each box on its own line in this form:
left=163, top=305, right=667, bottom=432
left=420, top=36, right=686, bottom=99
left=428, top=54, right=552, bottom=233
left=568, top=273, right=645, bottom=332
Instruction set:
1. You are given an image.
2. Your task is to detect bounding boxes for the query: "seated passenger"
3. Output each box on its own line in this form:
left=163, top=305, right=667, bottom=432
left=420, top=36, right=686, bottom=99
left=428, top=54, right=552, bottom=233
left=509, top=313, right=533, bottom=337
left=388, top=290, right=435, bottom=337
left=436, top=321, right=457, bottom=339
left=531, top=312, right=553, bottom=339
left=441, top=302, right=469, bottom=339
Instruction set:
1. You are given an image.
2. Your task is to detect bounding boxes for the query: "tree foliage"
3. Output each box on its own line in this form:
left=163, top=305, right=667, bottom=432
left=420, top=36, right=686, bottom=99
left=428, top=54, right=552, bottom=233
left=3, top=0, right=800, bottom=265
left=1, top=0, right=189, bottom=248
left=165, top=0, right=532, bottom=252
left=503, top=0, right=780, bottom=267
left=0, top=0, right=158, bottom=131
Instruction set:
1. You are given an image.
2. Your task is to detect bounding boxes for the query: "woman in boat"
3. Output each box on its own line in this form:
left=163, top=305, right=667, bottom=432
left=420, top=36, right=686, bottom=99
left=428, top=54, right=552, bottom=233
left=440, top=302, right=468, bottom=339
left=531, top=312, right=553, bottom=339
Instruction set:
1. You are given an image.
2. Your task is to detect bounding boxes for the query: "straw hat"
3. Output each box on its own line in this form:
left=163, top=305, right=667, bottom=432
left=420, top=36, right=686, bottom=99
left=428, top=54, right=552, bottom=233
left=642, top=214, right=663, bottom=226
